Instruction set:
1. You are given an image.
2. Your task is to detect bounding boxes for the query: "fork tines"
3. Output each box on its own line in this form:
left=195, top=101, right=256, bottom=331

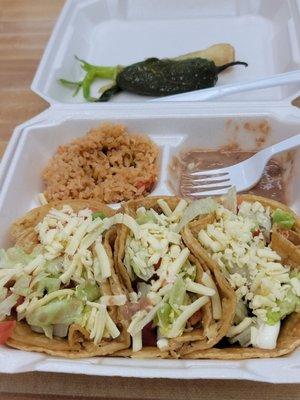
left=181, top=170, right=232, bottom=197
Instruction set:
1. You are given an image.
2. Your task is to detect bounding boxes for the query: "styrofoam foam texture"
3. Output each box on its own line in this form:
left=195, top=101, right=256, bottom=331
left=32, top=0, right=300, bottom=104
left=0, top=105, right=300, bottom=381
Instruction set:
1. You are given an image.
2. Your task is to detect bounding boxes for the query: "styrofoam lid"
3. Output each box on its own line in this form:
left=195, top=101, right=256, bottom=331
left=32, top=0, right=300, bottom=105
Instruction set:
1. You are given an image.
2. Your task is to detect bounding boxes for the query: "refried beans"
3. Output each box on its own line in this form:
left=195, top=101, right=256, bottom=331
left=170, top=150, right=286, bottom=203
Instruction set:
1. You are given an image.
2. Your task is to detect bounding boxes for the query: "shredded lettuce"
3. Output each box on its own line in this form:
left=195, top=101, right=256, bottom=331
left=0, top=249, right=9, bottom=268
left=169, top=278, right=186, bottom=307
left=251, top=321, right=280, bottom=349
left=0, top=293, right=19, bottom=320
left=30, top=325, right=44, bottom=334
left=136, top=211, right=156, bottom=225
left=26, top=297, right=84, bottom=328
left=156, top=303, right=172, bottom=336
left=234, top=300, right=248, bottom=325
left=44, top=257, right=63, bottom=277
left=272, top=208, right=295, bottom=230
left=155, top=278, right=203, bottom=338
left=0, top=246, right=41, bottom=269
left=92, top=211, right=106, bottom=220
left=31, top=325, right=55, bottom=339
left=80, top=305, right=92, bottom=328
left=11, top=274, right=31, bottom=297
left=75, top=282, right=101, bottom=302
left=0, top=287, right=8, bottom=302
left=168, top=296, right=209, bottom=338
left=175, top=198, right=217, bottom=233
left=123, top=250, right=135, bottom=281
left=179, top=259, right=196, bottom=281
left=290, top=270, right=300, bottom=280
left=36, top=277, right=61, bottom=296
left=266, top=289, right=299, bottom=325
left=42, top=325, right=54, bottom=339
left=131, top=254, right=154, bottom=282
left=53, top=324, right=69, bottom=338
left=154, top=279, right=187, bottom=336
left=222, top=186, right=237, bottom=213
left=228, top=324, right=251, bottom=347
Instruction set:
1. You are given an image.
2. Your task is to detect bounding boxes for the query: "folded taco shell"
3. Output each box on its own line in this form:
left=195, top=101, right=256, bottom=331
left=6, top=200, right=130, bottom=358
left=115, top=196, right=236, bottom=357
left=181, top=194, right=300, bottom=359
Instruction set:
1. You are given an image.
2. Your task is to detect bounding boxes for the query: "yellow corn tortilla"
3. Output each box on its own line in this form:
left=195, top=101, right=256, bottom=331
left=183, top=313, right=300, bottom=359
left=181, top=194, right=300, bottom=359
left=6, top=200, right=130, bottom=358
left=112, top=347, right=175, bottom=359
left=115, top=196, right=236, bottom=356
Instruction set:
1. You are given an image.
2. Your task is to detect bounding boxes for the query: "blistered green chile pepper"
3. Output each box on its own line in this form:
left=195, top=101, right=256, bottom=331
left=59, top=56, right=248, bottom=102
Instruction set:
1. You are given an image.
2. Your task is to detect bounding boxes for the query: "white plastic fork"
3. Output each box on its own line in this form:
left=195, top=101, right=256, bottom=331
left=151, top=70, right=300, bottom=102
left=180, top=134, right=300, bottom=197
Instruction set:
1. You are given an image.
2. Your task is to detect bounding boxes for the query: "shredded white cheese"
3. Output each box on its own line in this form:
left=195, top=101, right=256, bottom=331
left=186, top=278, right=215, bottom=296
left=132, top=331, right=143, bottom=352
left=94, top=239, right=111, bottom=280
left=100, top=295, right=127, bottom=306
left=26, top=289, right=74, bottom=315
left=202, top=272, right=222, bottom=320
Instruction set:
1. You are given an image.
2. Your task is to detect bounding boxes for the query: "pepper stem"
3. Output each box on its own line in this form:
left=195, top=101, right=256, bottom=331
left=217, top=61, right=248, bottom=73
left=59, top=56, right=123, bottom=101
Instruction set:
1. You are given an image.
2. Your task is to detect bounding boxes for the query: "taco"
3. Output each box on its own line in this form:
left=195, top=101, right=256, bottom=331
left=0, top=200, right=130, bottom=358
left=181, top=193, right=300, bottom=359
left=114, top=196, right=236, bottom=357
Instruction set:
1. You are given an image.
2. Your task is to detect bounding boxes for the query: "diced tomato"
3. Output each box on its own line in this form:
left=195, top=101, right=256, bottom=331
left=188, top=309, right=202, bottom=326
left=135, top=178, right=155, bottom=192
left=0, top=321, right=16, bottom=344
left=135, top=180, right=146, bottom=190
left=252, top=229, right=260, bottom=237
left=142, top=322, right=157, bottom=347
left=145, top=179, right=155, bottom=192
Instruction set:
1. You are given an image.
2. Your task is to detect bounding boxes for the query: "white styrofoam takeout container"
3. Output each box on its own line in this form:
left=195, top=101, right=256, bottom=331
left=1, top=0, right=300, bottom=383
left=31, top=0, right=300, bottom=104
left=1, top=103, right=300, bottom=382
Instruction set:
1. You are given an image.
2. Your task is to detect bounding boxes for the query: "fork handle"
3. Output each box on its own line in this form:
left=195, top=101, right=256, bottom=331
left=263, top=134, right=300, bottom=159
left=153, top=70, right=300, bottom=102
